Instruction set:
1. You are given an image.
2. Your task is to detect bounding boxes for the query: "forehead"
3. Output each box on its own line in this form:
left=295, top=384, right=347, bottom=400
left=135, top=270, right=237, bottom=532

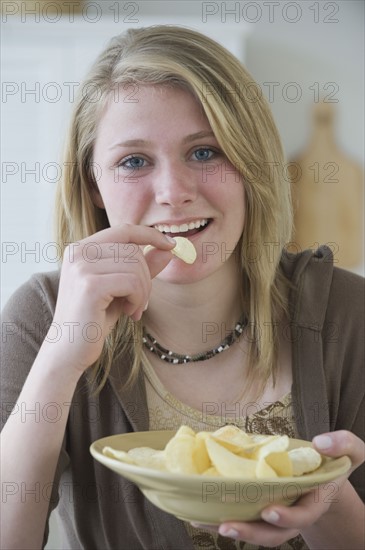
left=95, top=84, right=211, bottom=144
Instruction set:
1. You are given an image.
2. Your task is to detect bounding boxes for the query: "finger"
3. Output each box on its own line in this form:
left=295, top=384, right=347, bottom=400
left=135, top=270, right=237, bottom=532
left=143, top=248, right=174, bottom=279
left=130, top=306, right=146, bottom=322
left=64, top=248, right=152, bottom=304
left=218, top=520, right=299, bottom=546
left=74, top=224, right=176, bottom=249
left=260, top=488, right=330, bottom=530
left=313, top=431, right=365, bottom=470
left=73, top=251, right=151, bottom=283
left=69, top=243, right=171, bottom=282
left=107, top=296, right=146, bottom=324
left=92, top=273, right=150, bottom=317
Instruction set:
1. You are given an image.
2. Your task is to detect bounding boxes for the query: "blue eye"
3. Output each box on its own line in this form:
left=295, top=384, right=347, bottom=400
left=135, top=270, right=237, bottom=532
left=119, top=156, right=146, bottom=170
left=193, top=148, right=216, bottom=161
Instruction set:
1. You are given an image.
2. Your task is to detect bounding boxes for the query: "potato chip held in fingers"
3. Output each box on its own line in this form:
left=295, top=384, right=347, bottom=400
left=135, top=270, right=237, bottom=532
left=143, top=237, right=197, bottom=264
left=171, top=237, right=197, bottom=264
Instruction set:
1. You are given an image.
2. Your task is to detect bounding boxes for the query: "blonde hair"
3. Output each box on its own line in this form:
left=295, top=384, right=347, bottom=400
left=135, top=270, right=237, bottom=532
left=55, top=25, right=292, bottom=395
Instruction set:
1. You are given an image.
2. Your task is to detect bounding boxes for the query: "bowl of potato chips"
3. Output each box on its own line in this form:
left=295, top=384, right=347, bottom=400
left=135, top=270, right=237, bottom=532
left=90, top=425, right=351, bottom=524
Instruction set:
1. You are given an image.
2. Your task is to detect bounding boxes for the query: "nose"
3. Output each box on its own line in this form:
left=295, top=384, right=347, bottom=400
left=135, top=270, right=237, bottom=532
left=153, top=162, right=198, bottom=207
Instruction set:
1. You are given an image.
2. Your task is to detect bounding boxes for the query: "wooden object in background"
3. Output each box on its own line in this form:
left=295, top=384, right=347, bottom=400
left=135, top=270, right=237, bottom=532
left=289, top=102, right=364, bottom=268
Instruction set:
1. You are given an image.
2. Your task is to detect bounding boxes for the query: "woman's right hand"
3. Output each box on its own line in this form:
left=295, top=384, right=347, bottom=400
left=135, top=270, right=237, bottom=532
left=44, top=224, right=175, bottom=374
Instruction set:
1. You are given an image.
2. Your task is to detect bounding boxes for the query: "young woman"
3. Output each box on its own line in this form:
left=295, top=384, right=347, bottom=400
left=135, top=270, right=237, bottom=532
left=1, top=26, right=364, bottom=550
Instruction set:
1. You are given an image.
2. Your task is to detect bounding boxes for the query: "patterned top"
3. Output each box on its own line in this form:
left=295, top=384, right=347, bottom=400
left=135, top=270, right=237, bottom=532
left=143, top=361, right=309, bottom=550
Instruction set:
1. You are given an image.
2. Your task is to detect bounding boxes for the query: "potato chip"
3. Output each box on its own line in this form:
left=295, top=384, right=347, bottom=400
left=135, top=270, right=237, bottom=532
left=165, top=433, right=198, bottom=474
left=206, top=437, right=258, bottom=478
left=143, top=237, right=197, bottom=265
left=232, top=435, right=287, bottom=461
left=102, top=447, right=135, bottom=464
left=128, top=447, right=167, bottom=471
left=256, top=458, right=278, bottom=479
left=171, top=237, right=197, bottom=264
left=175, top=425, right=196, bottom=437
left=212, top=425, right=253, bottom=454
left=193, top=434, right=211, bottom=473
left=289, top=447, right=322, bottom=476
left=195, top=431, right=211, bottom=442
left=102, top=425, right=323, bottom=479
left=253, top=436, right=289, bottom=460
left=265, top=452, right=293, bottom=477
left=249, top=434, right=282, bottom=447
left=213, top=425, right=242, bottom=439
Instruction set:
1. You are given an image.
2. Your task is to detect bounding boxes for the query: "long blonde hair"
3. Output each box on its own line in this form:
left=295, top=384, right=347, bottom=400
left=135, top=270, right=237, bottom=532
left=55, top=26, right=292, bottom=394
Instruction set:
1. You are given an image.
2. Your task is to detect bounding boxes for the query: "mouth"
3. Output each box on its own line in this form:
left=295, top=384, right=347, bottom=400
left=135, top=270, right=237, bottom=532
left=153, top=218, right=211, bottom=238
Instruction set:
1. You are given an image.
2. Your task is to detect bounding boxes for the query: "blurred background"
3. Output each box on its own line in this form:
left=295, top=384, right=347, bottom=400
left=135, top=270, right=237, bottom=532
left=1, top=1, right=364, bottom=546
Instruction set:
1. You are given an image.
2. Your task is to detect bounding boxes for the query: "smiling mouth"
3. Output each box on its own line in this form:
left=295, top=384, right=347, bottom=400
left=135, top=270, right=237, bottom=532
left=154, top=218, right=211, bottom=238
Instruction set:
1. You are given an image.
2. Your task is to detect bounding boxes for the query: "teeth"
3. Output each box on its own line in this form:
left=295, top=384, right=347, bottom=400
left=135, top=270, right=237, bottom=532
left=154, top=219, right=209, bottom=234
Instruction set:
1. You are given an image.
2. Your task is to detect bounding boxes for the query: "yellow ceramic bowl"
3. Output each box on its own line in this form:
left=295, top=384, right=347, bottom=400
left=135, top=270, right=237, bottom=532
left=90, top=430, right=351, bottom=524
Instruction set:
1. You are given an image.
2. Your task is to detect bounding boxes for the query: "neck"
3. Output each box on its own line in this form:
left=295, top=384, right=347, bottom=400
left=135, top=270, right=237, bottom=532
left=142, top=257, right=244, bottom=356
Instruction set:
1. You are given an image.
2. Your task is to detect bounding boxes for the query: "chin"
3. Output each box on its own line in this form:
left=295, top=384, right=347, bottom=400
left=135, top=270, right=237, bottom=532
left=155, top=265, right=199, bottom=285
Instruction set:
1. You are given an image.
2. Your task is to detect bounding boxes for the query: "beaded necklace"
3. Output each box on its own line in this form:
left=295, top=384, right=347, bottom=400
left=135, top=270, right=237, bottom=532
left=142, top=316, right=247, bottom=365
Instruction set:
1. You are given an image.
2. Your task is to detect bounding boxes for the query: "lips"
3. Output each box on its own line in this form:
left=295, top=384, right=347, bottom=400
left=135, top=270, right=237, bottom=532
left=153, top=218, right=210, bottom=238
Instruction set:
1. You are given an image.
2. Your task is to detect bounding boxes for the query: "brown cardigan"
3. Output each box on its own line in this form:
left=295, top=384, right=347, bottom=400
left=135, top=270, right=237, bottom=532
left=1, top=246, right=364, bottom=549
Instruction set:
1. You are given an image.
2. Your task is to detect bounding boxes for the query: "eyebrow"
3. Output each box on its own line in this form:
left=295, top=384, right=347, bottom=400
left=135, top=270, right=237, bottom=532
left=182, top=131, right=216, bottom=144
left=108, top=131, right=216, bottom=150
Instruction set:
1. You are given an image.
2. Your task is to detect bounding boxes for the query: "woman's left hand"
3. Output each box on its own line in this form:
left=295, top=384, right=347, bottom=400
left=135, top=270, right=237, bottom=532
left=191, top=430, right=365, bottom=547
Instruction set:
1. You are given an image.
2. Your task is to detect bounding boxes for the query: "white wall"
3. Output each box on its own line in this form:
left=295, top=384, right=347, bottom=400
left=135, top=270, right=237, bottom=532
left=245, top=0, right=364, bottom=163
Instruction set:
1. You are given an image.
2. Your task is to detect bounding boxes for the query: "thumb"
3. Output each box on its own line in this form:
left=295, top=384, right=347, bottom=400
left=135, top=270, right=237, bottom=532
left=313, top=431, right=365, bottom=472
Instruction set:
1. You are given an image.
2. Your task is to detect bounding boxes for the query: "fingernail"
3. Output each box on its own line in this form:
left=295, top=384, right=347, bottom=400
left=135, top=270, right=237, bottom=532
left=262, top=510, right=280, bottom=523
left=219, top=527, right=239, bottom=539
left=165, top=235, right=176, bottom=244
left=313, top=434, right=332, bottom=450
left=143, top=301, right=149, bottom=311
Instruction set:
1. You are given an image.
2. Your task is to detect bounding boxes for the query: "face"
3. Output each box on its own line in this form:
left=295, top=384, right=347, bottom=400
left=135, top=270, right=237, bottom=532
left=92, top=85, right=245, bottom=283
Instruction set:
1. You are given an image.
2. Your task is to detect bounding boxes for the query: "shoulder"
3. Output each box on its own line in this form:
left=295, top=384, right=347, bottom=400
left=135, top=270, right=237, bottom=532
left=1, top=271, right=61, bottom=431
left=2, top=270, right=60, bottom=320
left=282, top=245, right=364, bottom=386
left=328, top=264, right=364, bottom=315
left=280, top=245, right=364, bottom=327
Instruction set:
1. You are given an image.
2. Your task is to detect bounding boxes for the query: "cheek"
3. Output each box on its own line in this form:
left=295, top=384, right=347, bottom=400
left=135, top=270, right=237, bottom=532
left=205, top=163, right=244, bottom=201
left=228, top=176, right=245, bottom=212
left=221, top=180, right=246, bottom=241
left=214, top=176, right=245, bottom=218
left=235, top=184, right=246, bottom=224
left=97, top=182, right=148, bottom=226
